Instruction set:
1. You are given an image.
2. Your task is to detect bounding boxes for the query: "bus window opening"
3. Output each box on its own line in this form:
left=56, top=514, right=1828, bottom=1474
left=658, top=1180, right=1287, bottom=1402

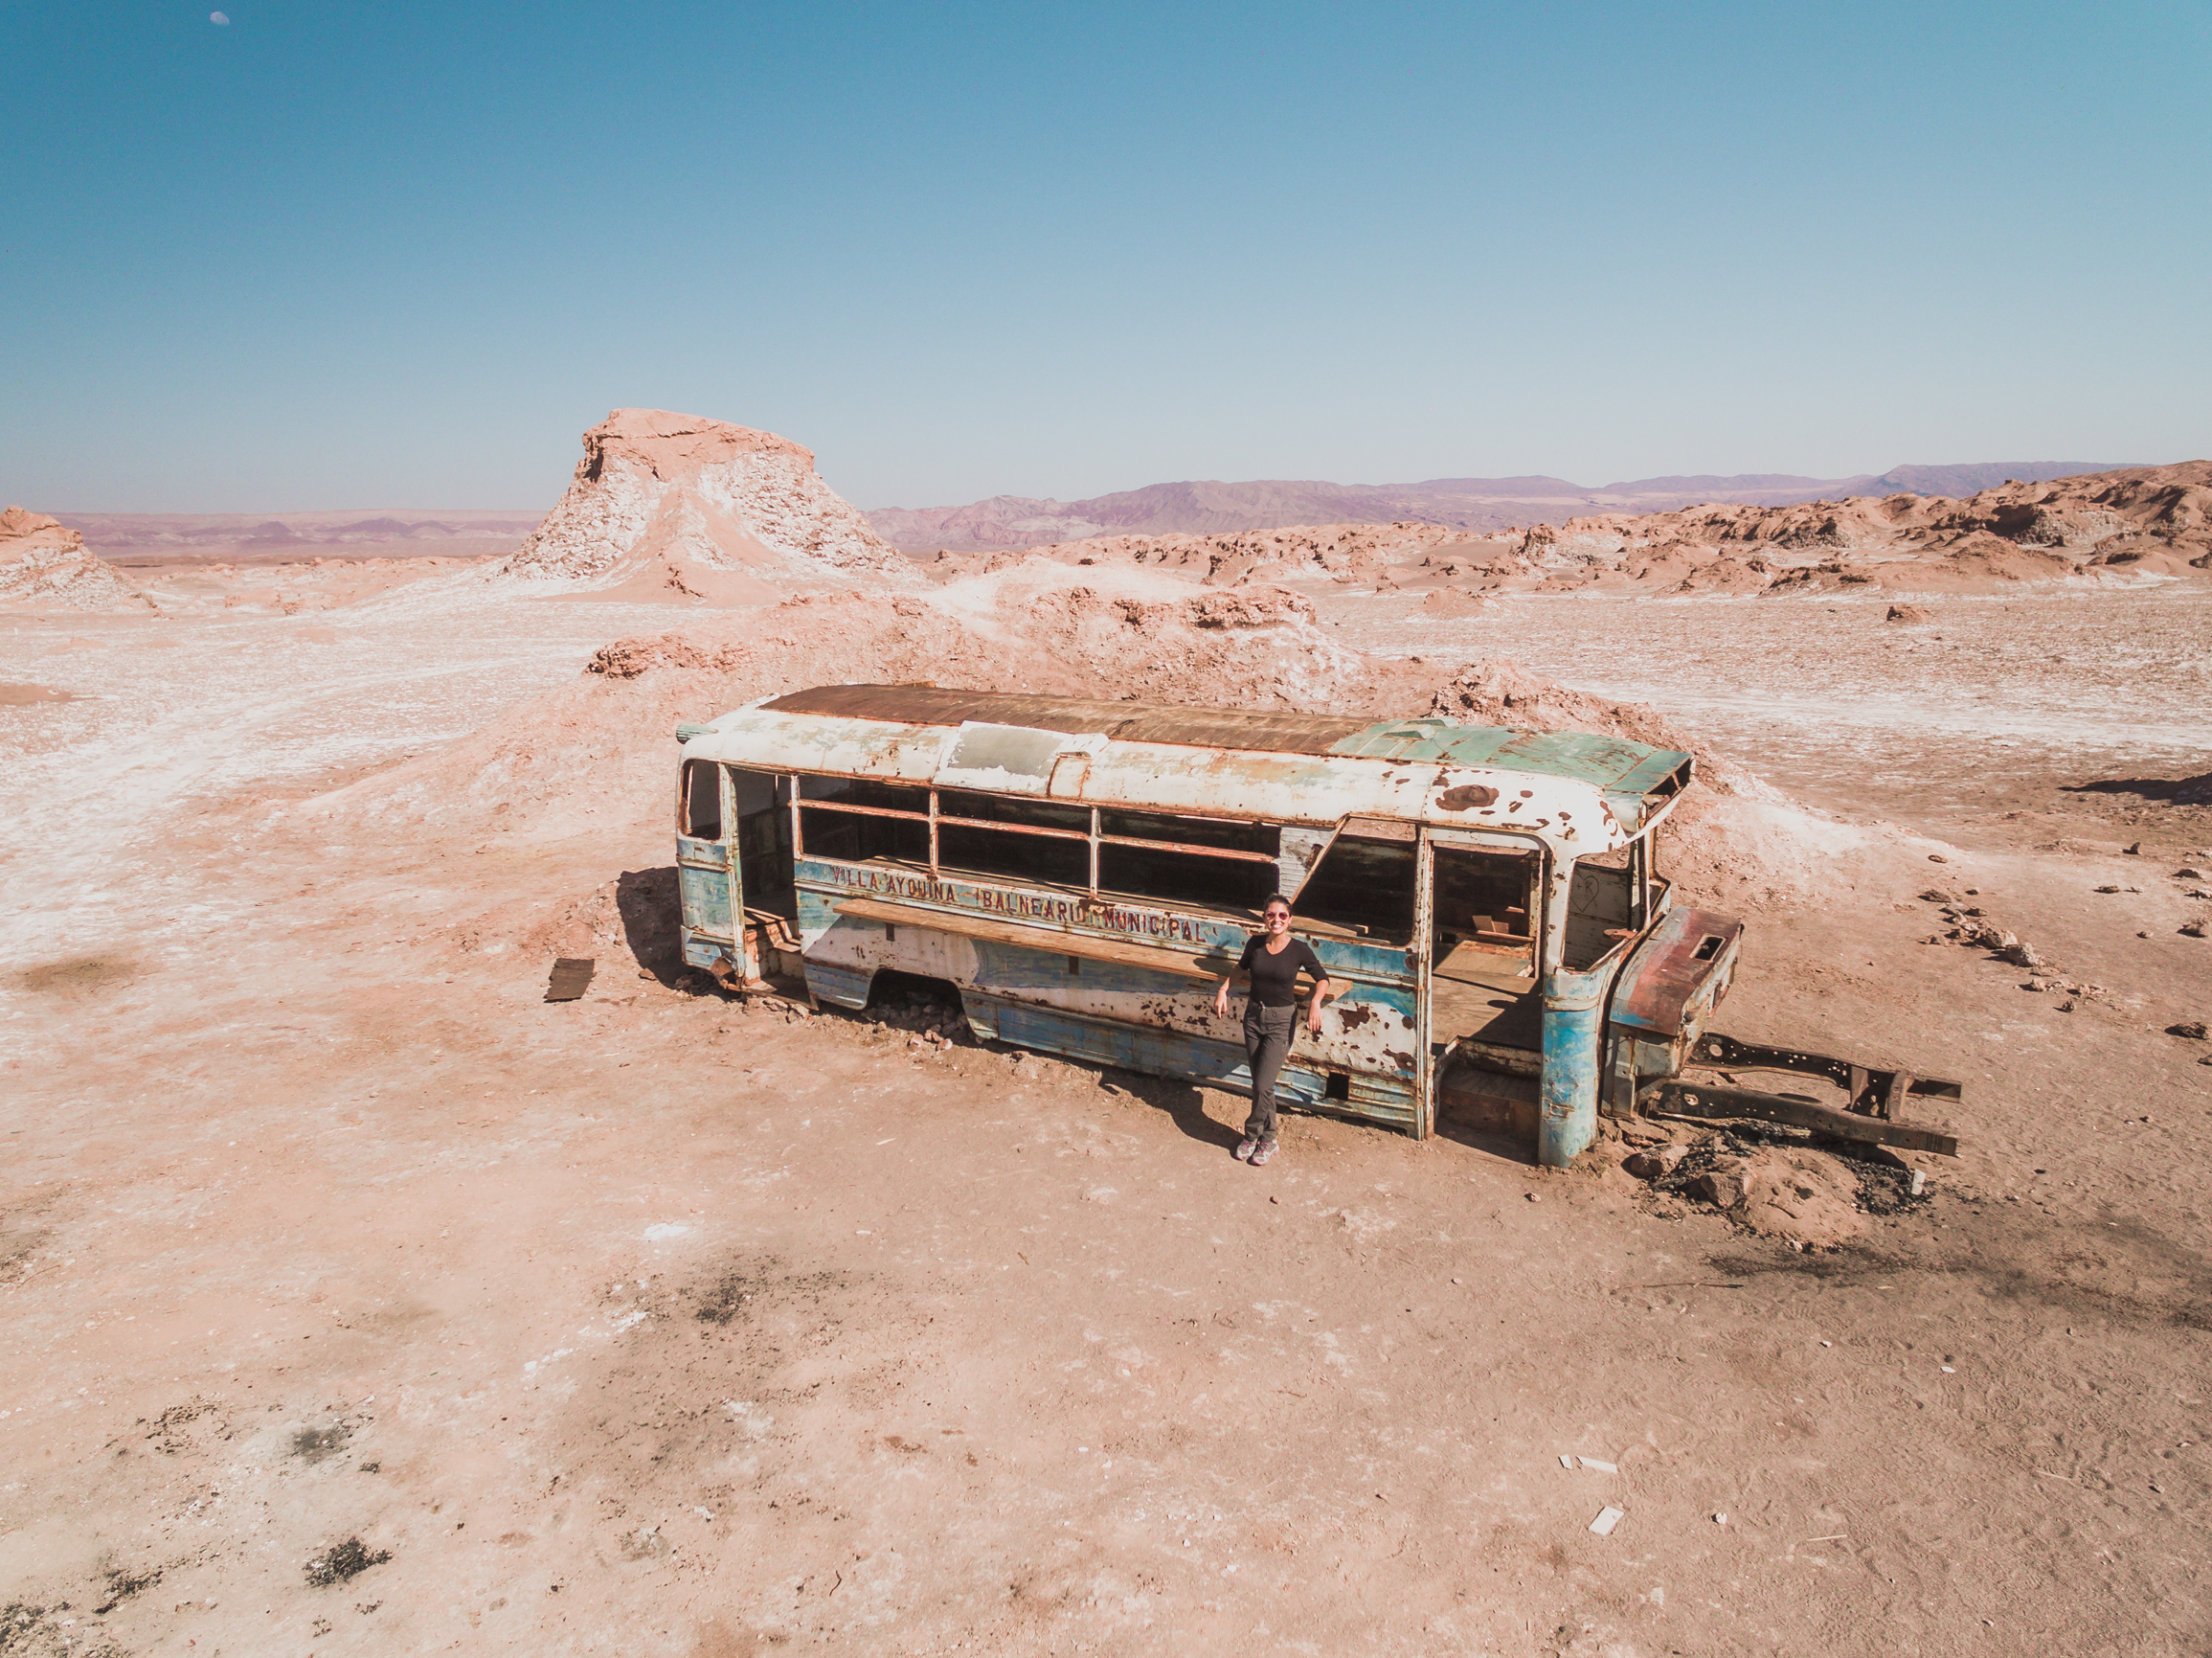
left=936, top=789, right=1091, bottom=887
left=1098, top=809, right=1278, bottom=913
left=681, top=759, right=722, bottom=840
left=797, top=776, right=930, bottom=865
left=1293, top=835, right=1416, bottom=945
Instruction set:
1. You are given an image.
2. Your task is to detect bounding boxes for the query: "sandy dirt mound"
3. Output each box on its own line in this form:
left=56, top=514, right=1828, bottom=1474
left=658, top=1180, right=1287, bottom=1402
left=303, top=555, right=1926, bottom=943
left=934, top=520, right=1461, bottom=591
left=498, top=409, right=913, bottom=598
left=1632, top=1137, right=1879, bottom=1246
left=316, top=565, right=1443, bottom=852
left=0, top=506, right=150, bottom=611
left=1507, top=463, right=2212, bottom=597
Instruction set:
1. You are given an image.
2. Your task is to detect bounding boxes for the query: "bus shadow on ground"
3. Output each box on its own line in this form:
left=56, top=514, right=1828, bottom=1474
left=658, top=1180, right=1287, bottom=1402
left=1095, top=1067, right=1243, bottom=1152
left=1433, top=1108, right=1540, bottom=1168
left=617, top=867, right=688, bottom=988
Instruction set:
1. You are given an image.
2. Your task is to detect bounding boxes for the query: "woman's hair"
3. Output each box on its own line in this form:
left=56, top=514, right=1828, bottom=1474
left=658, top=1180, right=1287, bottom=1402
left=1263, top=894, right=1293, bottom=914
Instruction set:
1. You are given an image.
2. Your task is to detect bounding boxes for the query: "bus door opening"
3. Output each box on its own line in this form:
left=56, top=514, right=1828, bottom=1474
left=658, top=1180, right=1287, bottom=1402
left=730, top=766, right=797, bottom=920
left=1429, top=845, right=1540, bottom=1051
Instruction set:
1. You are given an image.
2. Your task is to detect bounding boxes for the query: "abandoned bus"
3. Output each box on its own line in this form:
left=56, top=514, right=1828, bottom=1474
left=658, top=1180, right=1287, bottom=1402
left=664, top=683, right=1807, bottom=1167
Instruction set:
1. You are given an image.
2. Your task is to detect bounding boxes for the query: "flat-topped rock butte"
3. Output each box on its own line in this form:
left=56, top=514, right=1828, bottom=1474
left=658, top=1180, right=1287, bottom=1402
left=3, top=410, right=2208, bottom=1657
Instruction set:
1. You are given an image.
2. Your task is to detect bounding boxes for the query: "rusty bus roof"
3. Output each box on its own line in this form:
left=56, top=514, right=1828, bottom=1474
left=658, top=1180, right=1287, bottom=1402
left=757, top=684, right=1689, bottom=803
left=685, top=685, right=1693, bottom=849
left=762, top=684, right=1376, bottom=757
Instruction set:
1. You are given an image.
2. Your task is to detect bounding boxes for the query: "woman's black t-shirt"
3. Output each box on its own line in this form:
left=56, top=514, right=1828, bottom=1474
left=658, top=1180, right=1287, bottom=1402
left=1238, top=935, right=1326, bottom=1008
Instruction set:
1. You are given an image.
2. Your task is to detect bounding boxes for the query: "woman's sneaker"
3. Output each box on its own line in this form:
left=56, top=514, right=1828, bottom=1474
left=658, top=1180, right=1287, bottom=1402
left=1235, top=1137, right=1258, bottom=1162
left=1250, top=1139, right=1277, bottom=1167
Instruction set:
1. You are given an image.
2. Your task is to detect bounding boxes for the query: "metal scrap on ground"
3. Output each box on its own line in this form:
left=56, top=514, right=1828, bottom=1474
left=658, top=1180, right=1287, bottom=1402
left=545, top=957, right=596, bottom=1002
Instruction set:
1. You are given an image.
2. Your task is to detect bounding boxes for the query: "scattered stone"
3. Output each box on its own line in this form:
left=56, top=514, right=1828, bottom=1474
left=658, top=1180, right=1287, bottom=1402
left=1918, top=888, right=1960, bottom=904
left=2165, top=1021, right=2208, bottom=1039
left=1686, top=1169, right=1746, bottom=1209
left=1624, top=1145, right=1691, bottom=1180
left=305, top=1538, right=391, bottom=1587
left=2183, top=921, right=2208, bottom=939
left=2094, top=885, right=2121, bottom=894
left=2176, top=868, right=2204, bottom=879
left=1928, top=853, right=1949, bottom=864
left=2124, top=842, right=2143, bottom=855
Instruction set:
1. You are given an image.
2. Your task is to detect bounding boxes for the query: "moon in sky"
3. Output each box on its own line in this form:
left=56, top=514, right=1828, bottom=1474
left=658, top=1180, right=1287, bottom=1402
left=210, top=11, right=229, bottom=22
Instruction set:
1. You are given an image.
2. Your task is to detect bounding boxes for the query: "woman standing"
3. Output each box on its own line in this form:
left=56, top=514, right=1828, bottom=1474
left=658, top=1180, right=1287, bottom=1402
left=1212, top=895, right=1332, bottom=1167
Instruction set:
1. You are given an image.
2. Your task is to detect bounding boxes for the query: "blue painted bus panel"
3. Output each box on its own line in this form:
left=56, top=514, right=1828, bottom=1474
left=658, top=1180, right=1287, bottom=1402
left=964, top=993, right=1418, bottom=1128
left=684, top=934, right=727, bottom=969
left=805, top=959, right=873, bottom=1009
left=1305, top=935, right=1414, bottom=986
left=678, top=862, right=733, bottom=937
left=969, top=939, right=1195, bottom=997
left=676, top=833, right=726, bottom=867
left=786, top=857, right=1423, bottom=1131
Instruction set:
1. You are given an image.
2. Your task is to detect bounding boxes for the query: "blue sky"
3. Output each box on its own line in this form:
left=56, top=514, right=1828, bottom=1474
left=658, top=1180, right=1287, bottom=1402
left=4, top=1, right=2207, bottom=511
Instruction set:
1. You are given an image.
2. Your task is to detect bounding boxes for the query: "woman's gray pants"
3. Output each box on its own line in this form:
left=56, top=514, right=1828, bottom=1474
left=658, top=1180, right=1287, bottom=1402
left=1242, top=1003, right=1298, bottom=1143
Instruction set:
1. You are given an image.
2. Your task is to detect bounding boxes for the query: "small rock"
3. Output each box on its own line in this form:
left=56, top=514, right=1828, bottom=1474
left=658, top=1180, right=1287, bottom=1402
left=1918, top=888, right=1959, bottom=904
left=1686, top=1169, right=1747, bottom=1210
left=1885, top=603, right=1931, bottom=623
left=1928, top=853, right=1949, bottom=864
left=1623, top=1145, right=1691, bottom=1180
left=2125, top=842, right=2142, bottom=855
left=2094, top=885, right=2121, bottom=894
left=2176, top=868, right=2204, bottom=879
left=2183, top=921, right=2208, bottom=939
left=2166, top=1021, right=2209, bottom=1039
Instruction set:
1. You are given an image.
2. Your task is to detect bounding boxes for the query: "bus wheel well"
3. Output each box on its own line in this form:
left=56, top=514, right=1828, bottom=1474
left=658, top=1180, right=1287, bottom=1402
left=862, top=969, right=970, bottom=1030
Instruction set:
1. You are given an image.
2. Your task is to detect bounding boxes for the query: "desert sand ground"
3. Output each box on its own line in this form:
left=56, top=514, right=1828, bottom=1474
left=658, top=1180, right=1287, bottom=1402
left=4, top=546, right=2210, bottom=1658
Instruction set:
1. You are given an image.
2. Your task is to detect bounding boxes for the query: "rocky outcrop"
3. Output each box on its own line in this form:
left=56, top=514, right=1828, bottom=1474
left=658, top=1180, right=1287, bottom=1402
left=501, top=409, right=913, bottom=597
left=0, top=507, right=148, bottom=610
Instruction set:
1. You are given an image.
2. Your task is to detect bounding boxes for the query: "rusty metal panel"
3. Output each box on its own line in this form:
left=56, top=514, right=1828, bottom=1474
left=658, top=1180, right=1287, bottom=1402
left=790, top=852, right=1422, bottom=1129
left=763, top=684, right=1373, bottom=754
left=678, top=862, right=733, bottom=938
left=1610, top=907, right=1746, bottom=1037
left=1341, top=815, right=1417, bottom=842
left=545, top=958, right=595, bottom=1002
left=1651, top=1079, right=1960, bottom=1157
left=690, top=704, right=1656, bottom=860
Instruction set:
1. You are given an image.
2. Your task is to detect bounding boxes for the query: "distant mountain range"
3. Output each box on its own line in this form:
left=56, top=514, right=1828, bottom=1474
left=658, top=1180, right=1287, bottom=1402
left=55, top=509, right=543, bottom=564
left=865, top=462, right=2129, bottom=552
